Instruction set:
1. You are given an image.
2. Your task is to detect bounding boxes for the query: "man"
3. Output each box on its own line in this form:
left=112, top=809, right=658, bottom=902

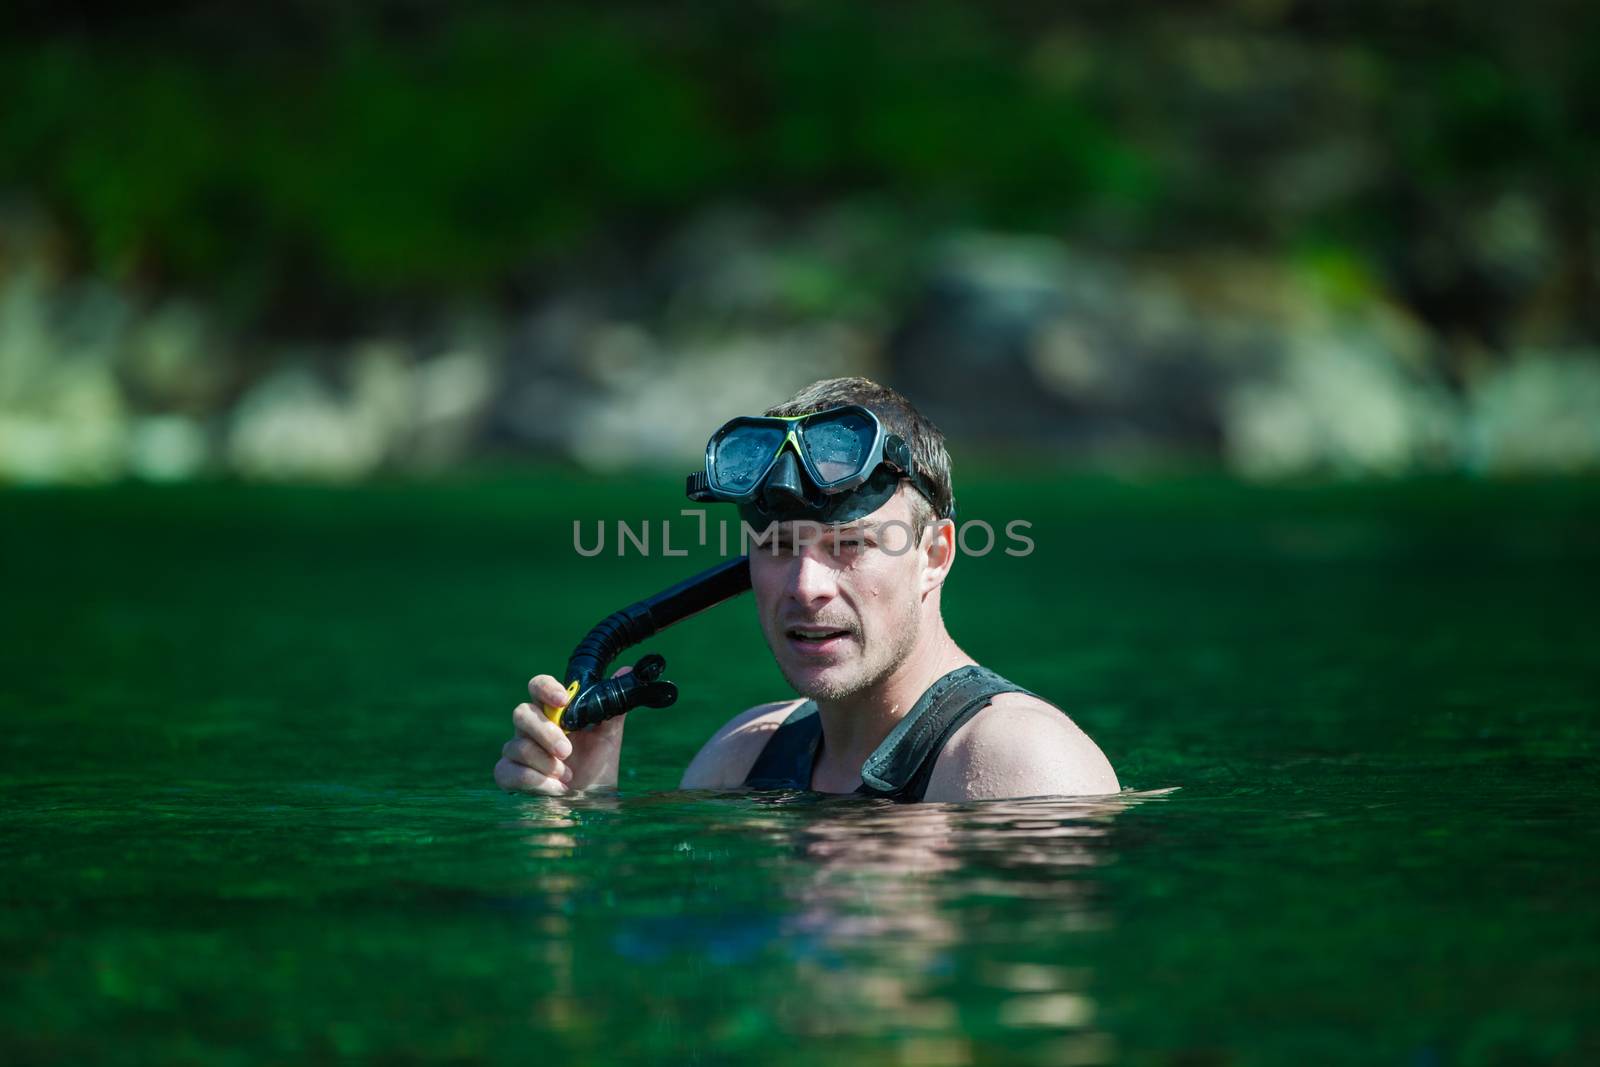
left=495, top=377, right=1119, bottom=802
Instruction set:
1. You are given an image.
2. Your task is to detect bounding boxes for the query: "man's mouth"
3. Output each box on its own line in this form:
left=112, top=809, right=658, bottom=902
left=783, top=624, right=855, bottom=656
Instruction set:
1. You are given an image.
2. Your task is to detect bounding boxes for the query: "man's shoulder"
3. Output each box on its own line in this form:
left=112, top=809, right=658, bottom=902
left=924, top=690, right=1120, bottom=801
left=679, top=698, right=807, bottom=790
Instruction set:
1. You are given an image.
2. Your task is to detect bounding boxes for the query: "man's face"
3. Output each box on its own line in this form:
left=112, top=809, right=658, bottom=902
left=748, top=486, right=928, bottom=702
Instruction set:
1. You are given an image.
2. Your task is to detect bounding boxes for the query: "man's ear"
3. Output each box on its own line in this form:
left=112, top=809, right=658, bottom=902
left=921, top=517, right=957, bottom=596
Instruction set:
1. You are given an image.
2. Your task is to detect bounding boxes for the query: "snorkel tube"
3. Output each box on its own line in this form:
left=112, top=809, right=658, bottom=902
left=544, top=556, right=752, bottom=731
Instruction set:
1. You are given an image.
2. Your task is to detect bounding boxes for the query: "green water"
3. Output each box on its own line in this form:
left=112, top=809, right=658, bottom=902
left=3, top=475, right=1597, bottom=1065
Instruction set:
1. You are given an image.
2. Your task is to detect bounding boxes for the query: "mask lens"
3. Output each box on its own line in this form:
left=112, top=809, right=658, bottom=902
left=801, top=410, right=875, bottom=485
left=711, top=424, right=786, bottom=493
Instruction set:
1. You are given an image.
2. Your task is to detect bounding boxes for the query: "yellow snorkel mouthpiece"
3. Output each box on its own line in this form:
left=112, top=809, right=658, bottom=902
left=543, top=680, right=581, bottom=729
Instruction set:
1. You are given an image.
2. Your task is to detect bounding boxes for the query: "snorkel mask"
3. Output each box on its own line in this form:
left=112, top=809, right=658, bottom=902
left=685, top=404, right=947, bottom=525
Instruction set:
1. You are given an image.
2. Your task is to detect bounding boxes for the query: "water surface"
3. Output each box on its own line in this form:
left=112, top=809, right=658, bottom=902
left=3, top=476, right=1596, bottom=1064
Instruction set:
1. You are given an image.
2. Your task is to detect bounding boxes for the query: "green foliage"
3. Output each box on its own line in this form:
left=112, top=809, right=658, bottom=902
left=1, top=2, right=1595, bottom=303
left=1, top=10, right=735, bottom=289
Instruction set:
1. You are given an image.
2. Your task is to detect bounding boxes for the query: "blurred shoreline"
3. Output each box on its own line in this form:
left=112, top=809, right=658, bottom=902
left=3, top=205, right=1597, bottom=486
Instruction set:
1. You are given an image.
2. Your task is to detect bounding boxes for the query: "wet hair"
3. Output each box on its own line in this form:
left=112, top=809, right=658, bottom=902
left=765, top=377, right=954, bottom=539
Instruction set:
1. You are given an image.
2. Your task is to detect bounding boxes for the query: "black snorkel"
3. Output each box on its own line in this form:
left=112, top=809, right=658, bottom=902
left=545, top=556, right=752, bottom=731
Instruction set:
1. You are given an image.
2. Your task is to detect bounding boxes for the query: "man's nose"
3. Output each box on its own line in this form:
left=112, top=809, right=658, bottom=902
left=784, top=549, right=837, bottom=607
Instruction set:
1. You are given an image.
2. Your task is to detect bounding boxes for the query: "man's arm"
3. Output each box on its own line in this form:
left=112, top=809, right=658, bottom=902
left=923, top=693, right=1120, bottom=802
left=679, top=700, right=805, bottom=790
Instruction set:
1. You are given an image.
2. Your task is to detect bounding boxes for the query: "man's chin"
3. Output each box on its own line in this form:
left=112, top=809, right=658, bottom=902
left=778, top=659, right=866, bottom=703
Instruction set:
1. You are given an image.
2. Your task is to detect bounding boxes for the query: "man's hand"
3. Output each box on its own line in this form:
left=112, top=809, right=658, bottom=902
left=494, top=668, right=630, bottom=795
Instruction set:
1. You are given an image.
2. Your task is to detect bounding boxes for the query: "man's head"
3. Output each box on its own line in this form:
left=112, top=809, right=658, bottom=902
left=746, top=378, right=958, bottom=702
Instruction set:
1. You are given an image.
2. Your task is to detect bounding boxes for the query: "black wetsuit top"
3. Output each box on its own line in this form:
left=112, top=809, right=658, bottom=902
left=741, top=665, right=1038, bottom=802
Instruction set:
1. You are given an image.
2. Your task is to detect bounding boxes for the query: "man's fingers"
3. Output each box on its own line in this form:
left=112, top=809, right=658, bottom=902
left=494, top=757, right=569, bottom=796
left=512, top=703, right=575, bottom=759
left=528, top=674, right=571, bottom=709
left=610, top=664, right=634, bottom=678
left=502, top=736, right=571, bottom=782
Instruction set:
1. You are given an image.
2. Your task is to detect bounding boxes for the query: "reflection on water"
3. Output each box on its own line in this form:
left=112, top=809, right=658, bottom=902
left=506, top=789, right=1173, bottom=1066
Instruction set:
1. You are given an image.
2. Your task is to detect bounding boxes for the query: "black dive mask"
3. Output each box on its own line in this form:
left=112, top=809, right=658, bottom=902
left=685, top=404, right=946, bottom=526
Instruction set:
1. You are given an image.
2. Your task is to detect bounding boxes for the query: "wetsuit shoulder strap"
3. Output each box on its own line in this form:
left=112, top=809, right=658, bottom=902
left=742, top=701, right=822, bottom=790
left=859, top=665, right=1038, bottom=802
